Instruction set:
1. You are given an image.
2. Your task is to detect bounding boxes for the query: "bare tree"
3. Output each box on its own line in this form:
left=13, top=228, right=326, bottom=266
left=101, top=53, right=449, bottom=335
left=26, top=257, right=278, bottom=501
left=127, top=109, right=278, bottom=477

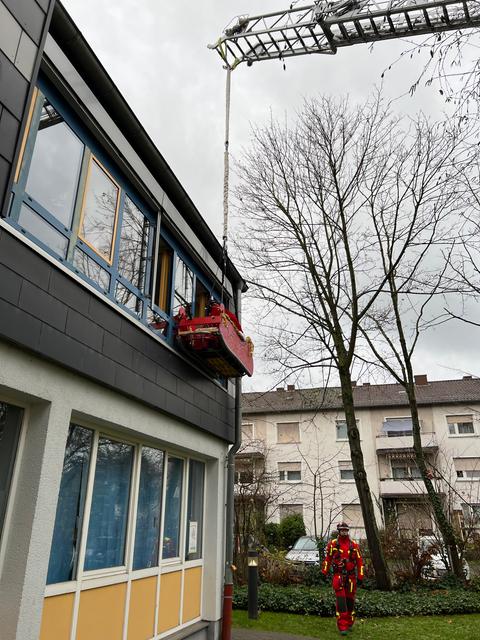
left=356, top=112, right=479, bottom=578
left=235, top=94, right=405, bottom=589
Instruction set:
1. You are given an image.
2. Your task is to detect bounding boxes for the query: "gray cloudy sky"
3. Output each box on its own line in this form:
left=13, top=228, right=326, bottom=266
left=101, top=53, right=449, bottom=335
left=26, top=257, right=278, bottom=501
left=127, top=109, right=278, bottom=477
left=62, top=0, right=480, bottom=388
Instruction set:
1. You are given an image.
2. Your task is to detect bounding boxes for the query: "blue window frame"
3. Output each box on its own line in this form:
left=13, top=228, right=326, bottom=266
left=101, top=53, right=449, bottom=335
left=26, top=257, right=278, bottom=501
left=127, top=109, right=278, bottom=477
left=9, top=79, right=156, bottom=324
left=8, top=77, right=229, bottom=374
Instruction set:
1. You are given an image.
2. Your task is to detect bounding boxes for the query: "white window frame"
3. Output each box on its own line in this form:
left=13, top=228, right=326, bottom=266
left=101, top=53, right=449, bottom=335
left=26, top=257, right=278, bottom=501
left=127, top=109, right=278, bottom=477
left=338, top=461, right=355, bottom=482
left=278, top=462, right=302, bottom=483
left=335, top=419, right=348, bottom=442
left=447, top=415, right=476, bottom=437
left=390, top=460, right=422, bottom=480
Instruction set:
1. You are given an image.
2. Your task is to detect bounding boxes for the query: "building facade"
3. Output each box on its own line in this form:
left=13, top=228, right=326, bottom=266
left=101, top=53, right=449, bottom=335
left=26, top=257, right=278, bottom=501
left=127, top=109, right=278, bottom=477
left=0, top=3, right=244, bottom=640
left=241, top=376, right=480, bottom=541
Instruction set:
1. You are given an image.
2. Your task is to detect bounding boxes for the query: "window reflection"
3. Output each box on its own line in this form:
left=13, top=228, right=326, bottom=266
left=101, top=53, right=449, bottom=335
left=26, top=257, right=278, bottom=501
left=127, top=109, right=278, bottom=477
left=47, top=425, right=93, bottom=584
left=115, top=282, right=142, bottom=315
left=73, top=248, right=110, bottom=291
left=133, top=447, right=164, bottom=570
left=25, top=98, right=83, bottom=227
left=84, top=438, right=133, bottom=571
left=0, top=402, right=23, bottom=544
left=118, top=196, right=150, bottom=292
left=163, top=457, right=184, bottom=559
left=80, top=159, right=119, bottom=263
left=173, top=257, right=193, bottom=316
left=185, top=460, right=205, bottom=561
left=18, top=204, right=69, bottom=258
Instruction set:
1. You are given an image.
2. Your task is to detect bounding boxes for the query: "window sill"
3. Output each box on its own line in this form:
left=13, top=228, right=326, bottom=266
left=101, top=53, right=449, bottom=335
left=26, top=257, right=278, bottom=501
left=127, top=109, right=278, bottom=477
left=279, top=480, right=302, bottom=484
left=448, top=434, right=478, bottom=438
left=457, top=478, right=480, bottom=482
left=340, top=480, right=356, bottom=484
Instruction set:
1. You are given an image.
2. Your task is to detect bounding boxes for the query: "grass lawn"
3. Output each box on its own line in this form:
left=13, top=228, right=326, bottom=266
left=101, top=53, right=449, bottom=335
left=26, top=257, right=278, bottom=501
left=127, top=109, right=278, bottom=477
left=233, top=609, right=480, bottom=639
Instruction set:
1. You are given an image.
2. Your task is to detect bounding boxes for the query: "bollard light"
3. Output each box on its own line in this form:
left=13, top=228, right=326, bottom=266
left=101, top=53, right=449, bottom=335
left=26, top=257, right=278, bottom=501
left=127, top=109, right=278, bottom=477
left=247, top=549, right=259, bottom=620
left=248, top=552, right=258, bottom=567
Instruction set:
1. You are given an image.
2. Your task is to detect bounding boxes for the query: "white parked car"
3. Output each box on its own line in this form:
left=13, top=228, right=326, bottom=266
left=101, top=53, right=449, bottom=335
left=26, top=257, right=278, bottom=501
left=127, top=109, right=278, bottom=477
left=419, top=536, right=470, bottom=580
left=285, top=536, right=320, bottom=565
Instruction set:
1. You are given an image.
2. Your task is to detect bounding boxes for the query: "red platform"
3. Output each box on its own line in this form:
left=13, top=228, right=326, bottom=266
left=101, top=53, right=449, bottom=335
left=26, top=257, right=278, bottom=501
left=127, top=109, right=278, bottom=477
left=176, top=303, right=254, bottom=378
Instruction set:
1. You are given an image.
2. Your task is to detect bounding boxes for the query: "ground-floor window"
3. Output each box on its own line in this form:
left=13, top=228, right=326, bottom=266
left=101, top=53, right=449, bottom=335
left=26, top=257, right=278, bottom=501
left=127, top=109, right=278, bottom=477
left=46, top=423, right=206, bottom=585
left=0, top=402, right=23, bottom=545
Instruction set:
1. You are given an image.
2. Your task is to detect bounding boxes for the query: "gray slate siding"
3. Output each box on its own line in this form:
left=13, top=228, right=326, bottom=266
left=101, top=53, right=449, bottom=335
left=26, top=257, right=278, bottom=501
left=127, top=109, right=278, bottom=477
left=0, top=0, right=53, bottom=215
left=0, top=229, right=235, bottom=442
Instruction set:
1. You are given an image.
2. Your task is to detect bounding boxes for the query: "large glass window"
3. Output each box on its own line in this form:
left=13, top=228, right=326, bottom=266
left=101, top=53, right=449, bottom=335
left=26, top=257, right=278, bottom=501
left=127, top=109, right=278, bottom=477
left=25, top=98, right=84, bottom=228
left=173, top=256, right=194, bottom=315
left=133, top=447, right=164, bottom=570
left=84, top=437, right=134, bottom=571
left=185, top=460, right=205, bottom=561
left=162, top=457, right=184, bottom=560
left=47, top=425, right=93, bottom=584
left=79, top=158, right=120, bottom=263
left=118, top=196, right=150, bottom=292
left=18, top=204, right=69, bottom=258
left=0, top=402, right=23, bottom=544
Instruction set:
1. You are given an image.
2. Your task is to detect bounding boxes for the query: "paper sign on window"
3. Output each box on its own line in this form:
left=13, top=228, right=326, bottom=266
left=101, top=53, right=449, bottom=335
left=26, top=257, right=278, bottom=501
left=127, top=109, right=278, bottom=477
left=189, top=521, right=198, bottom=555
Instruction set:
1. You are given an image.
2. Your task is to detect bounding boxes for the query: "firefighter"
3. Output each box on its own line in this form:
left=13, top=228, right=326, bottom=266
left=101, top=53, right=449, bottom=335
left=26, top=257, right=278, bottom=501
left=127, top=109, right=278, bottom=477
left=321, top=522, right=364, bottom=635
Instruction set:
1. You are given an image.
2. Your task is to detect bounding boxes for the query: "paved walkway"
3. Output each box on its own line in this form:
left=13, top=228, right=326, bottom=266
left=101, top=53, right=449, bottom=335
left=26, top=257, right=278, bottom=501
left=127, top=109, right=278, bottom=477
left=232, top=630, right=317, bottom=640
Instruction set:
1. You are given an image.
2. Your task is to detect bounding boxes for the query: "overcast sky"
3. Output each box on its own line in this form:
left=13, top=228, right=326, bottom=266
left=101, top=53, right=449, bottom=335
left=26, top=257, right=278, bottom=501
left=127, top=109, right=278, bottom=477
left=62, top=0, right=480, bottom=389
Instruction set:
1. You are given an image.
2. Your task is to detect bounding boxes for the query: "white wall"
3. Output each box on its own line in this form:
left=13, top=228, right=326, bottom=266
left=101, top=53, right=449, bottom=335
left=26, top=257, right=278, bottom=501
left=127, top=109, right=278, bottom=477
left=0, top=342, right=228, bottom=640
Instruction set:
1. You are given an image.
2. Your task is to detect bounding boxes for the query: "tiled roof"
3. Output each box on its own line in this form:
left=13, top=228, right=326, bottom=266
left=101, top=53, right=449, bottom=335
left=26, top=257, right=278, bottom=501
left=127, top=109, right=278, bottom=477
left=242, top=378, right=480, bottom=414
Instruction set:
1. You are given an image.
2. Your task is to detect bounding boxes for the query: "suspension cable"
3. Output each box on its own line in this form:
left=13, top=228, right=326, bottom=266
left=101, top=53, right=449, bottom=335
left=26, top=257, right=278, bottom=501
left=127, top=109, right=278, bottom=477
left=221, top=67, right=232, bottom=306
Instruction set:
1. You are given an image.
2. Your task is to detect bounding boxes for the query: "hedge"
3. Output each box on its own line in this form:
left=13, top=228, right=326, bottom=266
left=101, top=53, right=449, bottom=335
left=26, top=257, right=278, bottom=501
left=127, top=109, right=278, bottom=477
left=233, top=584, right=480, bottom=617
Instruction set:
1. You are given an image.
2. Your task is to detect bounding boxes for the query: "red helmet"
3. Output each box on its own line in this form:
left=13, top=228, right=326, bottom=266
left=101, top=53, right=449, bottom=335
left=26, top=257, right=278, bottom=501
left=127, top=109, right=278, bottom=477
left=337, top=522, right=350, bottom=532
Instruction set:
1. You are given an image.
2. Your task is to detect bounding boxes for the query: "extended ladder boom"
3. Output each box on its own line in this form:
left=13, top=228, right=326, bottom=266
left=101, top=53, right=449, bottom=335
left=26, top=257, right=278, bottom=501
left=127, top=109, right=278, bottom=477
left=208, top=0, right=480, bottom=68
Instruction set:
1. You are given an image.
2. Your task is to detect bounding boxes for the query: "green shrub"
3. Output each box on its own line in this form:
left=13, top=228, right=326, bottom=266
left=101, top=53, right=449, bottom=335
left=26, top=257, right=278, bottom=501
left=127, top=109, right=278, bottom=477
left=278, top=514, right=306, bottom=549
left=264, top=522, right=281, bottom=549
left=258, top=549, right=302, bottom=586
left=233, top=584, right=480, bottom=617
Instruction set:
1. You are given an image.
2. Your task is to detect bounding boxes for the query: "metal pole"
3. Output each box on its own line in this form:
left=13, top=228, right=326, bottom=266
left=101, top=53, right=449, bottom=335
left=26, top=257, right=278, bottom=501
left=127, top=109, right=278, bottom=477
left=247, top=549, right=259, bottom=620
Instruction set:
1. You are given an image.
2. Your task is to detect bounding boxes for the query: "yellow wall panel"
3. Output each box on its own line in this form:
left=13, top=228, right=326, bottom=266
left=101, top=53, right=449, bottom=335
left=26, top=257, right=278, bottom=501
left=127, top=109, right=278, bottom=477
left=39, top=593, right=75, bottom=640
left=127, top=576, right=157, bottom=640
left=157, top=571, right=181, bottom=634
left=77, top=583, right=127, bottom=640
left=182, top=567, right=202, bottom=623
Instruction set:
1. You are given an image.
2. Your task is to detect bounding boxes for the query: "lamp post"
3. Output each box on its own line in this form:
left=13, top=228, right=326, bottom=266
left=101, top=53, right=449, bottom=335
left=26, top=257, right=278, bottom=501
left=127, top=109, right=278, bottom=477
left=247, top=549, right=258, bottom=620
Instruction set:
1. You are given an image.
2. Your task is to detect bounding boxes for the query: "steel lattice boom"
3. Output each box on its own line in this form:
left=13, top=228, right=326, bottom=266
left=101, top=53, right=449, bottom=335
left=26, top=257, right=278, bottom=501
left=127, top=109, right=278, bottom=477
left=208, top=0, right=480, bottom=68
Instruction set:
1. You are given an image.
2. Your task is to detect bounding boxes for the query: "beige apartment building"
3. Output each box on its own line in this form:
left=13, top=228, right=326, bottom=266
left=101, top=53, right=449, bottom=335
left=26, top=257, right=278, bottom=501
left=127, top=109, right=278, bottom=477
left=239, top=375, right=480, bottom=541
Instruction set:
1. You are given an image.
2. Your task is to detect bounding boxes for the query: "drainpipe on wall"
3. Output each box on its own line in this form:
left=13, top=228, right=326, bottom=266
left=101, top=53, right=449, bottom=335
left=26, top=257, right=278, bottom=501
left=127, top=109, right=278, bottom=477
left=222, top=285, right=243, bottom=640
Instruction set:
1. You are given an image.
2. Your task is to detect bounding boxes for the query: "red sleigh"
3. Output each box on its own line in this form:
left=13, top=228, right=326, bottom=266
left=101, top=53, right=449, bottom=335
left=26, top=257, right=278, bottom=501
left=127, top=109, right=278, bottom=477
left=175, top=303, right=254, bottom=378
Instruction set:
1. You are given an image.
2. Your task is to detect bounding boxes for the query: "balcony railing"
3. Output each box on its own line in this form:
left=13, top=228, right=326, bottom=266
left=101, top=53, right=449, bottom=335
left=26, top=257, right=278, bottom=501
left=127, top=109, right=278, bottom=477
left=379, top=476, right=439, bottom=496
left=376, top=432, right=437, bottom=453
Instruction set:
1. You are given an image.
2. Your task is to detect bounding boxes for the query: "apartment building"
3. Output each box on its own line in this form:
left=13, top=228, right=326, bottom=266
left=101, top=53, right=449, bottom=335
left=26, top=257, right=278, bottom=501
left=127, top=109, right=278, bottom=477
left=0, top=3, right=244, bottom=640
left=240, top=376, right=480, bottom=541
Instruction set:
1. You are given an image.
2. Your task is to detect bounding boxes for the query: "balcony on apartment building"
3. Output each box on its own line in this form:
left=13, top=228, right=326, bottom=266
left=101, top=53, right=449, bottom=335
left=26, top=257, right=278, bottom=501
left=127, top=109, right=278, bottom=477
left=376, top=417, right=438, bottom=453
left=379, top=477, right=431, bottom=496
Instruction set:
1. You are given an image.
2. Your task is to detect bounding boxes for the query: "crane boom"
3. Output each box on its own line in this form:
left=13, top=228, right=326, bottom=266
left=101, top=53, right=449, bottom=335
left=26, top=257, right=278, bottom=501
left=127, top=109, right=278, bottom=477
left=208, top=0, right=480, bottom=68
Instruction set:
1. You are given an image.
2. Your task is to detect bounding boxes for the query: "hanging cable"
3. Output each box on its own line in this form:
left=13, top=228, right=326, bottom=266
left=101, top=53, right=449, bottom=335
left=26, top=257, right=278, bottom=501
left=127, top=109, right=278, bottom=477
left=221, top=67, right=232, bottom=306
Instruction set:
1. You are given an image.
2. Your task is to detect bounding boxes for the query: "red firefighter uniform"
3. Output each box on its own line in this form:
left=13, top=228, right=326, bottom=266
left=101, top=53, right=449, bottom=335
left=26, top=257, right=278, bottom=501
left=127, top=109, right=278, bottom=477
left=321, top=531, right=364, bottom=633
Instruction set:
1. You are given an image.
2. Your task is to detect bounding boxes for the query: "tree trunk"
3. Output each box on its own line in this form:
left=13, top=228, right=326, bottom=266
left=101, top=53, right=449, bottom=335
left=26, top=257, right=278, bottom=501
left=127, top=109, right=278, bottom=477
left=405, top=382, right=464, bottom=579
left=339, top=366, right=392, bottom=590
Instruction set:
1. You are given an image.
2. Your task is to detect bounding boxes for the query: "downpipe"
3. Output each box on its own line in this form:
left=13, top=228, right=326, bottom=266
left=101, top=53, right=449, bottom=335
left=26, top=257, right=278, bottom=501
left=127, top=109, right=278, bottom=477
left=222, top=377, right=242, bottom=640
